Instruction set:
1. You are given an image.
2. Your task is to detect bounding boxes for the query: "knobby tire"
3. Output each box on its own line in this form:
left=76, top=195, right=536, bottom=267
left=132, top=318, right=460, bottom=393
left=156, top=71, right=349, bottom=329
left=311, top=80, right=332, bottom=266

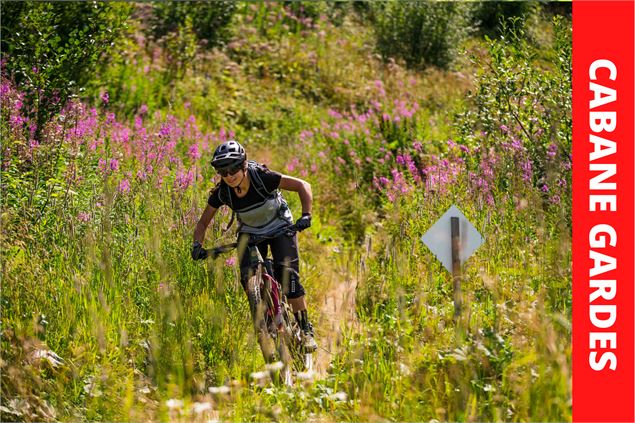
left=246, top=265, right=308, bottom=384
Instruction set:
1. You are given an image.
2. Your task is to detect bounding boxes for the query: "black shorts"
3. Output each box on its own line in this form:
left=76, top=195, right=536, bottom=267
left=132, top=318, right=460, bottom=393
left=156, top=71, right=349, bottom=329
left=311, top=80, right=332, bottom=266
left=237, top=231, right=306, bottom=299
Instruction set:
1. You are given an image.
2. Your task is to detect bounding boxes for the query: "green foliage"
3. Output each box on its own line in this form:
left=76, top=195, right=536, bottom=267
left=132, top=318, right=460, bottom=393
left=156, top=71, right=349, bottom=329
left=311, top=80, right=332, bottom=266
left=0, top=1, right=132, bottom=140
left=472, top=1, right=538, bottom=36
left=148, top=1, right=236, bottom=49
left=284, top=1, right=351, bottom=27
left=161, top=16, right=199, bottom=81
left=456, top=16, right=572, bottom=220
left=372, top=1, right=474, bottom=69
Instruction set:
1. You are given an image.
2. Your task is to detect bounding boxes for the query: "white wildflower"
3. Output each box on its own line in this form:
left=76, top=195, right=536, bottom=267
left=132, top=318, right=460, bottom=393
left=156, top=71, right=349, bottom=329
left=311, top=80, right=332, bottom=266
left=265, top=361, right=284, bottom=372
left=208, top=386, right=231, bottom=395
left=250, top=370, right=269, bottom=380
left=399, top=363, right=411, bottom=376
left=165, top=399, right=183, bottom=410
left=296, top=370, right=315, bottom=381
left=192, top=402, right=213, bottom=414
left=329, top=391, right=348, bottom=402
left=83, top=376, right=102, bottom=397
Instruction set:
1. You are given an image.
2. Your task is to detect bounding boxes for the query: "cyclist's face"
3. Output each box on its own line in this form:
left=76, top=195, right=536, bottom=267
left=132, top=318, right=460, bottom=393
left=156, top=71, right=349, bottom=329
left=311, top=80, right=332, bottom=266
left=221, top=166, right=244, bottom=186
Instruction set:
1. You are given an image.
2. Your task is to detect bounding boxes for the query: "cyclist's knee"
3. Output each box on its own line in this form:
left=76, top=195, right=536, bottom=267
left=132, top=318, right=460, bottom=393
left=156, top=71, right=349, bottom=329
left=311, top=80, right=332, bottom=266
left=279, top=267, right=306, bottom=299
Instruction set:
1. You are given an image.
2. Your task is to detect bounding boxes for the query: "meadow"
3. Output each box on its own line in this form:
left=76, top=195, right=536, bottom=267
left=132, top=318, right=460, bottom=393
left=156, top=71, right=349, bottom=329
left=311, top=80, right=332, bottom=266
left=1, top=3, right=571, bottom=421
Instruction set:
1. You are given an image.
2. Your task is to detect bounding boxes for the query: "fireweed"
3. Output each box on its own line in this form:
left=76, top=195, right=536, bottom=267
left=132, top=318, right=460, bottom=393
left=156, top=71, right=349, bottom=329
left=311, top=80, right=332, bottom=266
left=2, top=78, right=236, bottom=203
left=290, top=82, right=570, bottom=214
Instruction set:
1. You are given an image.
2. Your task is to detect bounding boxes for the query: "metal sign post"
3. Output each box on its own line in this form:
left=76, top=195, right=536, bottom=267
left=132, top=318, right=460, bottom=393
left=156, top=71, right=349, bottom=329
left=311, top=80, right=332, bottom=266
left=421, top=205, right=484, bottom=320
left=451, top=217, right=462, bottom=318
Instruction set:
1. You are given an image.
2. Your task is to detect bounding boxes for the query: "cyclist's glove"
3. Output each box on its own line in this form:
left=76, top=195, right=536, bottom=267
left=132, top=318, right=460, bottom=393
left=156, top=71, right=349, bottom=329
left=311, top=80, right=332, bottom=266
left=191, top=241, right=208, bottom=260
left=295, top=212, right=312, bottom=231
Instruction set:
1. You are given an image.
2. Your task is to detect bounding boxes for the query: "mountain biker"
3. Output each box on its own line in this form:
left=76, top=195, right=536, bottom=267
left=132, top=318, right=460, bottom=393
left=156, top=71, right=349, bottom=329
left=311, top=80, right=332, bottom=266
left=191, top=140, right=318, bottom=352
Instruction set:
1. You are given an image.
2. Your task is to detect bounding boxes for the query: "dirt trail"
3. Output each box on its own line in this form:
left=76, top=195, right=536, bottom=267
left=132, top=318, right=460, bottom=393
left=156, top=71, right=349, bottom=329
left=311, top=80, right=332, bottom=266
left=314, top=276, right=359, bottom=376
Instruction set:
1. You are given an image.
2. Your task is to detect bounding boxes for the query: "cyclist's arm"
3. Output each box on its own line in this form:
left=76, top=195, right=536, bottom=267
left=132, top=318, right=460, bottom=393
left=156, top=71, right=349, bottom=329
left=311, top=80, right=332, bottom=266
left=279, top=175, right=312, bottom=215
left=194, top=205, right=218, bottom=244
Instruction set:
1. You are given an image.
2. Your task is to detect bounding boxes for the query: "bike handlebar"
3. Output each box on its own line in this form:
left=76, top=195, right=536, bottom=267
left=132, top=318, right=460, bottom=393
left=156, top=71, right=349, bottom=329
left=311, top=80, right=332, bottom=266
left=205, top=224, right=301, bottom=259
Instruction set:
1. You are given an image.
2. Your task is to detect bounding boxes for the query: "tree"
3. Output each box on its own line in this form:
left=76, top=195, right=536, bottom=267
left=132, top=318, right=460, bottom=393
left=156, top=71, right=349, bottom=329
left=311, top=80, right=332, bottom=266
left=0, top=1, right=132, bottom=140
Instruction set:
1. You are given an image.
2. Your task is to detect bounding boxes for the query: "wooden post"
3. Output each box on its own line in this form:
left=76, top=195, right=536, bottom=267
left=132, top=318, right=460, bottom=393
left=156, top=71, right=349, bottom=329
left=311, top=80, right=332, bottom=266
left=451, top=217, right=462, bottom=318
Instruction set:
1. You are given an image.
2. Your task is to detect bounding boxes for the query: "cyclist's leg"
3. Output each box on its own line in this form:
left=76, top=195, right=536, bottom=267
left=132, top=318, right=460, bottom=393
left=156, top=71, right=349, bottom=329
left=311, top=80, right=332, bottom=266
left=268, top=232, right=303, bottom=300
left=269, top=232, right=317, bottom=351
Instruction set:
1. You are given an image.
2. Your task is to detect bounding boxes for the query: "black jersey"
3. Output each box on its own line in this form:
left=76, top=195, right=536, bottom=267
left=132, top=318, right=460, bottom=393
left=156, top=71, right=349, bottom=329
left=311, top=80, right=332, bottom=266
left=208, top=166, right=281, bottom=210
left=208, top=163, right=292, bottom=234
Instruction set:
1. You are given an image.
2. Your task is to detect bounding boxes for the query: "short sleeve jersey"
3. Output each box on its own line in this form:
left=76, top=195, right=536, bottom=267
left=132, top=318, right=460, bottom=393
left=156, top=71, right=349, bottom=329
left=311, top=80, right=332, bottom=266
left=208, top=167, right=282, bottom=210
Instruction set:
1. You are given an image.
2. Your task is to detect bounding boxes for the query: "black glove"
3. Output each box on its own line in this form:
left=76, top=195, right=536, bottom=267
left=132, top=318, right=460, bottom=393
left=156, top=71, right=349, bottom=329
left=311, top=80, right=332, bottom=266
left=295, top=213, right=312, bottom=231
left=191, top=241, right=208, bottom=260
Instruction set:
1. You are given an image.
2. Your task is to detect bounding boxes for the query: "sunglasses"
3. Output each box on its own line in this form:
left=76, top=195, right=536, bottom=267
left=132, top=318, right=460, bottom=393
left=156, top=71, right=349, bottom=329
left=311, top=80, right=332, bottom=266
left=217, top=164, right=243, bottom=177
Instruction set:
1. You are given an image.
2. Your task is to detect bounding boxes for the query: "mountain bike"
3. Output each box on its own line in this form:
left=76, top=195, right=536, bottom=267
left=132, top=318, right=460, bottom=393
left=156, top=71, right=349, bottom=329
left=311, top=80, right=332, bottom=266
left=206, top=224, right=313, bottom=384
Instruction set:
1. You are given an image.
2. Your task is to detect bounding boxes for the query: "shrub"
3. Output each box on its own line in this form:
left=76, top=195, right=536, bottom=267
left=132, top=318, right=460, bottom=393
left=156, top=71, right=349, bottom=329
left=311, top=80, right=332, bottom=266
left=371, top=1, right=474, bottom=70
left=472, top=1, right=538, bottom=37
left=147, top=1, right=236, bottom=49
left=455, top=16, right=572, bottom=222
left=0, top=1, right=132, bottom=140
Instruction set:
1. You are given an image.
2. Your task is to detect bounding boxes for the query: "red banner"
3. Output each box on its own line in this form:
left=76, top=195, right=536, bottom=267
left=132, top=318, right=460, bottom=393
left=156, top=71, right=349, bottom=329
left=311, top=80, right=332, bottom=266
left=573, top=1, right=634, bottom=422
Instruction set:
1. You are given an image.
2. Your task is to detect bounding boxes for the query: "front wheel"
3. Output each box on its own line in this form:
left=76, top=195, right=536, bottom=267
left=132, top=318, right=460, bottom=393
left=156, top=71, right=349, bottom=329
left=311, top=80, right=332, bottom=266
left=246, top=269, right=276, bottom=364
left=278, top=301, right=313, bottom=373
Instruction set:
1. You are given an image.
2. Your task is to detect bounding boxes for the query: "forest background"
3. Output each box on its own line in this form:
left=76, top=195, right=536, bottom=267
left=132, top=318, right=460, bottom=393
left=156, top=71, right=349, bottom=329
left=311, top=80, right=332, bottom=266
left=1, top=2, right=572, bottom=421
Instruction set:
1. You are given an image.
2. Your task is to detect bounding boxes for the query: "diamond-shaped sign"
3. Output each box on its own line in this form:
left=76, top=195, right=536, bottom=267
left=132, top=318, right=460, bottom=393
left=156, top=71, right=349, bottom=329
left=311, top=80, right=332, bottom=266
left=421, top=205, right=484, bottom=273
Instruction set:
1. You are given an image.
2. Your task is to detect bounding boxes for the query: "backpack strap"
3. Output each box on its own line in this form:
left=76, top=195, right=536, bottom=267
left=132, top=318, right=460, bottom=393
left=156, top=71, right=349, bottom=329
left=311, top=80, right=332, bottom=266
left=247, top=160, right=276, bottom=200
left=218, top=162, right=277, bottom=233
left=221, top=184, right=236, bottom=233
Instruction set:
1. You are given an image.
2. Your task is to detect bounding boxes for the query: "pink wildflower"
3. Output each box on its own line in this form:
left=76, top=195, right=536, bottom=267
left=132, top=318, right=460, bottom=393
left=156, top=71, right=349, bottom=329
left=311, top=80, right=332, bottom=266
left=287, top=157, right=300, bottom=172
left=175, top=170, right=194, bottom=190
left=118, top=178, right=131, bottom=193
left=77, top=212, right=91, bottom=222
left=188, top=143, right=201, bottom=160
